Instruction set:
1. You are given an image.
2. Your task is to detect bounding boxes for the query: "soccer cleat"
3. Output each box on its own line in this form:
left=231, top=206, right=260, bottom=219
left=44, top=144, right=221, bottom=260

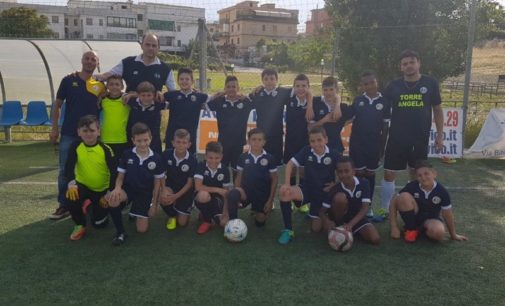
left=298, top=203, right=309, bottom=214
left=82, top=199, right=92, bottom=215
left=70, top=225, right=86, bottom=241
left=372, top=208, right=388, bottom=223
left=166, top=217, right=177, bottom=230
left=277, top=229, right=294, bottom=245
left=49, top=206, right=70, bottom=220
left=112, top=233, right=127, bottom=246
left=404, top=229, right=420, bottom=243
left=197, top=222, right=212, bottom=235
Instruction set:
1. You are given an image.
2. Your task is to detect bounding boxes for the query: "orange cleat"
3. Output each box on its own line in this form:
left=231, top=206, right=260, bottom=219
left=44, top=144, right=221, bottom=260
left=197, top=222, right=212, bottom=235
left=404, top=229, right=419, bottom=243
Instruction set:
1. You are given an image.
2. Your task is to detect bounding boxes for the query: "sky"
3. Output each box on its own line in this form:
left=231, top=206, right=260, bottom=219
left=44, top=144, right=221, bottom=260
left=17, top=0, right=326, bottom=32
left=15, top=0, right=505, bottom=32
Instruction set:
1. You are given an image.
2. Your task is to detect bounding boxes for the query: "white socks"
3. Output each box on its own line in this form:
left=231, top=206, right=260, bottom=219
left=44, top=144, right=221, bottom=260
left=381, top=180, right=395, bottom=210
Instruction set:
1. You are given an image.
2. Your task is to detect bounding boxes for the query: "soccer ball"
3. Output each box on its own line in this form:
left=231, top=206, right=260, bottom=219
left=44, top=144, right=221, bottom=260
left=224, top=219, right=248, bottom=242
left=328, top=226, right=353, bottom=252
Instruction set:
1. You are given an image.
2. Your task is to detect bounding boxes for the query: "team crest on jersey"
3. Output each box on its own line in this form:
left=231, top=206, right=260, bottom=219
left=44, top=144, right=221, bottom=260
left=414, top=193, right=420, bottom=198
left=376, top=103, right=383, bottom=110
left=127, top=159, right=134, bottom=164
left=154, top=73, right=161, bottom=79
left=72, top=81, right=79, bottom=87
left=133, top=71, right=139, bottom=75
left=308, top=156, right=314, bottom=162
left=245, top=159, right=250, bottom=164
left=204, top=170, right=210, bottom=176
left=181, top=164, right=189, bottom=172
left=217, top=173, right=224, bottom=181
left=167, top=160, right=173, bottom=166
left=260, top=158, right=268, bottom=166
left=148, top=162, right=156, bottom=170
left=237, top=102, right=244, bottom=109
left=359, top=101, right=364, bottom=107
left=355, top=190, right=362, bottom=198
left=223, top=104, right=228, bottom=108
left=323, top=157, right=331, bottom=165
left=420, top=86, right=428, bottom=94
left=432, top=196, right=441, bottom=205
left=271, top=91, right=278, bottom=97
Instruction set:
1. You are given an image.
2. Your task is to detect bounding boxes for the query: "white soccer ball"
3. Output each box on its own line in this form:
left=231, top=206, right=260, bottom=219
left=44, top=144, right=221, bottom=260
left=328, top=226, right=354, bottom=252
left=224, top=219, right=248, bottom=242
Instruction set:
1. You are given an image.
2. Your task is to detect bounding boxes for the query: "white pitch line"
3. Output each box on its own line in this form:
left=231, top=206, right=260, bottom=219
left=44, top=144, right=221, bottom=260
left=2, top=181, right=57, bottom=185
left=28, top=166, right=58, bottom=169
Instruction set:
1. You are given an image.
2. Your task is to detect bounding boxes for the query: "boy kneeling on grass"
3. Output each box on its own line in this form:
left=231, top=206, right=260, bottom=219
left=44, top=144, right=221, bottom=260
left=389, top=160, right=468, bottom=243
left=65, top=115, right=116, bottom=241
left=106, top=122, right=164, bottom=245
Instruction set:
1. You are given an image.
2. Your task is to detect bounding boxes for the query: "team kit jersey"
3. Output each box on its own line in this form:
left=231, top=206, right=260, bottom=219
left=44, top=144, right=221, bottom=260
left=250, top=87, right=291, bottom=165
left=312, top=96, right=353, bottom=153
left=127, top=98, right=167, bottom=154
left=100, top=95, right=130, bottom=144
left=207, top=96, right=254, bottom=169
left=236, top=150, right=277, bottom=211
left=64, top=140, right=116, bottom=192
left=118, top=148, right=165, bottom=218
left=164, top=90, right=209, bottom=153
left=160, top=149, right=198, bottom=214
left=56, top=75, right=105, bottom=137
left=348, top=93, right=390, bottom=170
left=284, top=94, right=309, bottom=163
left=291, top=145, right=341, bottom=218
left=326, top=176, right=372, bottom=233
left=120, top=55, right=172, bottom=93
left=399, top=180, right=451, bottom=224
left=383, top=75, right=441, bottom=170
left=194, top=162, right=232, bottom=222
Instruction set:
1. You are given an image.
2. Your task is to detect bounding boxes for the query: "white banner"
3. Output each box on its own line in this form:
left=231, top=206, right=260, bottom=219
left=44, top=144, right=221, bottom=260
left=428, top=108, right=463, bottom=158
left=464, top=108, right=505, bottom=159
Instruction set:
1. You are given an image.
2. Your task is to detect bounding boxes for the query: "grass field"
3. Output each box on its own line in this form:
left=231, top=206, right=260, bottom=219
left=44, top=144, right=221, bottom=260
left=1, top=142, right=505, bottom=305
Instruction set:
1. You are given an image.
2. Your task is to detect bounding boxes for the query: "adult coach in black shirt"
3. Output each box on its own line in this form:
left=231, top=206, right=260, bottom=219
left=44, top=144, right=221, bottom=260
left=97, top=33, right=176, bottom=100
left=379, top=50, right=444, bottom=217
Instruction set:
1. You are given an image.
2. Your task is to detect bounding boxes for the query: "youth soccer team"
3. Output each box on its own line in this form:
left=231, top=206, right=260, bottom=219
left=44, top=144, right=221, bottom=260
left=64, top=53, right=467, bottom=247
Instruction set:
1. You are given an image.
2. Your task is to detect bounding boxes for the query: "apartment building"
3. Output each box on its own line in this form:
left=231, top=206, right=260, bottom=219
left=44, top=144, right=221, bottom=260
left=216, top=1, right=298, bottom=55
left=305, top=8, right=332, bottom=36
left=0, top=0, right=204, bottom=52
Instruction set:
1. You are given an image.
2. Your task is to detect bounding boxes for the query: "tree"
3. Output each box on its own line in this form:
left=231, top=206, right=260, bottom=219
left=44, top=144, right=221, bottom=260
left=0, top=7, right=55, bottom=38
left=288, top=36, right=332, bottom=73
left=325, top=0, right=503, bottom=93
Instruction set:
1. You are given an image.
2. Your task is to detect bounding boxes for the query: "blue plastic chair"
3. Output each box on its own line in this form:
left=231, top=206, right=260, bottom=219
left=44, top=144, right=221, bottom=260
left=0, top=101, right=23, bottom=126
left=45, top=102, right=66, bottom=126
left=20, top=101, right=50, bottom=126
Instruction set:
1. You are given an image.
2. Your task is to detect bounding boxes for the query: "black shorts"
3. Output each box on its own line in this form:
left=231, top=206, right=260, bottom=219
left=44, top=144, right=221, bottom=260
left=126, top=189, right=153, bottom=218
left=384, top=136, right=429, bottom=171
left=174, top=189, right=195, bottom=215
left=195, top=194, right=224, bottom=220
left=221, top=144, right=243, bottom=170
left=265, top=136, right=283, bottom=166
left=300, top=186, right=325, bottom=219
left=349, top=141, right=381, bottom=171
left=242, top=189, right=269, bottom=213
left=415, top=212, right=443, bottom=229
left=330, top=212, right=371, bottom=235
left=68, top=183, right=109, bottom=226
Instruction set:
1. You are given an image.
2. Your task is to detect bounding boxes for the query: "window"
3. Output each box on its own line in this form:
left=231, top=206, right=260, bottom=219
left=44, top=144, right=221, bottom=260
left=64, top=18, right=68, bottom=26
left=74, top=19, right=78, bottom=26
left=262, top=24, right=266, bottom=31
left=231, top=38, right=234, bottom=44
left=158, top=36, right=174, bottom=46
left=137, top=14, right=143, bottom=21
left=237, top=37, right=240, bottom=45
left=107, top=33, right=137, bottom=40
left=86, top=18, right=93, bottom=26
left=148, top=19, right=175, bottom=31
left=137, top=29, right=144, bottom=37
left=177, top=40, right=181, bottom=47
left=237, top=24, right=240, bottom=31
left=52, top=16, right=59, bottom=24
left=177, top=25, right=181, bottom=32
left=107, top=16, right=136, bottom=28
left=231, top=25, right=234, bottom=32
left=86, top=34, right=93, bottom=39
left=99, top=19, right=103, bottom=26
